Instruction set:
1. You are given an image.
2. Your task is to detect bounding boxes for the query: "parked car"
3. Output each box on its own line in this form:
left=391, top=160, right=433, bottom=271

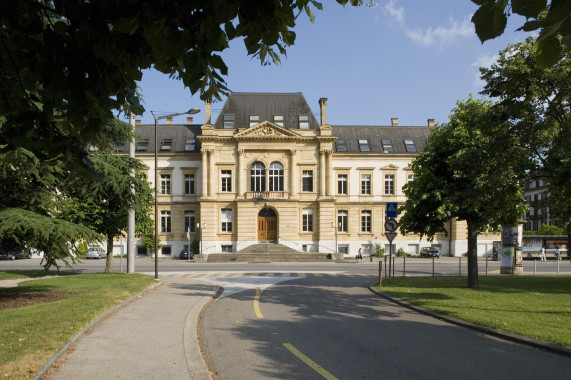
left=179, top=249, right=195, bottom=260
left=0, top=250, right=31, bottom=260
left=420, top=247, right=440, bottom=258
left=86, top=247, right=106, bottom=260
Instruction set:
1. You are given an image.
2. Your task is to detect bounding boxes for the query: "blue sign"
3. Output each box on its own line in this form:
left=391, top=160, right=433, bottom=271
left=386, top=202, right=398, bottom=218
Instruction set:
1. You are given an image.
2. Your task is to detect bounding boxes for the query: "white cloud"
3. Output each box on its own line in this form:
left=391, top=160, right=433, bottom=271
left=384, top=0, right=405, bottom=26
left=471, top=53, right=498, bottom=88
left=382, top=1, right=474, bottom=47
left=405, top=17, right=474, bottom=47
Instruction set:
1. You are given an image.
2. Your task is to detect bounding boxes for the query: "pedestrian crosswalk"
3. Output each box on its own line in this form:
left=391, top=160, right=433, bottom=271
left=161, top=272, right=370, bottom=279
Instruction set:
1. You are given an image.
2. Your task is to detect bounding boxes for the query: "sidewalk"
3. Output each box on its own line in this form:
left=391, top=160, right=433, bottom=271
left=41, top=277, right=218, bottom=380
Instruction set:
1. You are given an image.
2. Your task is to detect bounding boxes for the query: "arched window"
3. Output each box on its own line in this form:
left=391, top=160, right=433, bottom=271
left=268, top=162, right=284, bottom=191
left=250, top=162, right=266, bottom=192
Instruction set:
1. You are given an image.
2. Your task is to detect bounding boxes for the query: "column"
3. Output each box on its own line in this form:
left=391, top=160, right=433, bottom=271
left=326, top=150, right=333, bottom=197
left=208, top=149, right=215, bottom=197
left=201, top=150, right=208, bottom=197
left=289, top=149, right=297, bottom=198
left=237, top=149, right=245, bottom=198
left=320, top=149, right=326, bottom=196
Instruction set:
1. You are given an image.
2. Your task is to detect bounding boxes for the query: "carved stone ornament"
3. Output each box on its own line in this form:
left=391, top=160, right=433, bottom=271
left=253, top=126, right=284, bottom=136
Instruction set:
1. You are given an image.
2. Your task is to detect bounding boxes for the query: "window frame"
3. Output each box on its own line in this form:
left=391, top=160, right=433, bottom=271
left=184, top=173, right=195, bottom=195
left=338, top=210, right=348, bottom=233
left=358, top=139, right=370, bottom=152
left=384, top=174, right=395, bottom=195
left=302, top=170, right=314, bottom=192
left=184, top=210, right=196, bottom=233
left=337, top=174, right=348, bottom=195
left=274, top=115, right=284, bottom=127
left=249, top=115, right=260, bottom=127
left=361, top=174, right=371, bottom=195
left=335, top=139, right=348, bottom=152
left=223, top=114, right=235, bottom=129
left=381, top=139, right=394, bottom=153
left=160, top=174, right=171, bottom=195
left=302, top=208, right=313, bottom=232
left=161, top=210, right=171, bottom=233
left=250, top=162, right=266, bottom=192
left=268, top=162, right=284, bottom=191
left=221, top=208, right=233, bottom=233
left=361, top=210, right=372, bottom=233
left=299, top=115, right=309, bottom=129
left=404, top=139, right=417, bottom=152
left=221, top=170, right=232, bottom=192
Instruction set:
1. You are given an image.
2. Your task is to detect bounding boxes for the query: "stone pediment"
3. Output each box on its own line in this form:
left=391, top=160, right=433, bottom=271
left=381, top=164, right=399, bottom=170
left=234, top=122, right=302, bottom=139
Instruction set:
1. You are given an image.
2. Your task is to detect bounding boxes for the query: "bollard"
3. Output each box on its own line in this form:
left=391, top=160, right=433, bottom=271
left=403, top=255, right=406, bottom=277
left=432, top=256, right=435, bottom=276
left=534, top=260, right=536, bottom=275
left=392, top=256, right=395, bottom=278
left=557, top=258, right=560, bottom=275
left=384, top=256, right=387, bottom=279
left=379, top=261, right=382, bottom=287
left=486, top=257, right=488, bottom=276
left=459, top=257, right=461, bottom=276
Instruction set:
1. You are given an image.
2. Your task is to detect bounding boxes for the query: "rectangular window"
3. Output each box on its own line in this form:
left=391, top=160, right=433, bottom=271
left=274, top=115, right=284, bottom=127
left=221, top=209, right=232, bottom=232
left=302, top=209, right=313, bottom=232
left=161, top=210, right=171, bottom=233
left=160, top=138, right=172, bottom=151
left=335, top=139, right=347, bottom=152
left=184, top=174, right=195, bottom=194
left=338, top=245, right=348, bottom=254
left=223, top=114, right=235, bottom=129
left=361, top=174, right=371, bottom=195
left=184, top=211, right=196, bottom=233
left=361, top=210, right=372, bottom=233
left=299, top=115, right=309, bottom=129
left=404, top=140, right=417, bottom=152
left=408, top=174, right=414, bottom=182
left=249, top=115, right=259, bottom=127
left=384, top=174, right=395, bottom=195
left=161, top=174, right=171, bottom=195
left=221, top=245, right=233, bottom=253
left=161, top=246, right=171, bottom=257
left=338, top=210, right=348, bottom=233
left=136, top=138, right=149, bottom=151
left=381, top=139, right=394, bottom=153
left=184, top=139, right=196, bottom=151
left=359, top=139, right=370, bottom=152
left=302, top=170, right=313, bottom=192
left=337, top=174, right=348, bottom=194
left=221, top=170, right=232, bottom=192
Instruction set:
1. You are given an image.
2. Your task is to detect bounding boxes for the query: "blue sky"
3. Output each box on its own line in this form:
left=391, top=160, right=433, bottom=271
left=136, top=0, right=531, bottom=127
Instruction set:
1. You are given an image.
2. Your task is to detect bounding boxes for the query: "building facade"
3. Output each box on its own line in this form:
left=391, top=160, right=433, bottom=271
left=120, top=93, right=499, bottom=258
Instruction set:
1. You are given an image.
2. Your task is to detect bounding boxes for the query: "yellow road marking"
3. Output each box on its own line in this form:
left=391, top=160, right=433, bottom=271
left=231, top=273, right=243, bottom=277
left=216, top=273, right=228, bottom=277
left=283, top=343, right=338, bottom=380
left=313, top=273, right=323, bottom=277
left=201, top=273, right=215, bottom=278
left=186, top=274, right=201, bottom=278
left=328, top=273, right=338, bottom=277
left=254, top=287, right=263, bottom=318
left=297, top=273, right=306, bottom=277
left=282, top=273, right=290, bottom=277
left=173, top=273, right=185, bottom=278
left=265, top=273, right=274, bottom=277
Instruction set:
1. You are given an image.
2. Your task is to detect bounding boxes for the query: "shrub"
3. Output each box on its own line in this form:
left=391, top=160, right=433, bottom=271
left=396, top=248, right=407, bottom=257
left=374, top=243, right=385, bottom=257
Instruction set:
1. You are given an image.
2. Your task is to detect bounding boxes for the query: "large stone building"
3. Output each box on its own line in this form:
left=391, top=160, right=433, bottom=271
left=121, top=92, right=499, bottom=259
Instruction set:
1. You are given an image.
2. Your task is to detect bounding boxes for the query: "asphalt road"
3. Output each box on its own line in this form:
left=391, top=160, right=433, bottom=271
left=198, top=273, right=571, bottom=380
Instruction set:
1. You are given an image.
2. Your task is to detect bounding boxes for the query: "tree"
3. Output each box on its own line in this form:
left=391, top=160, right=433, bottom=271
left=398, top=97, right=528, bottom=288
left=59, top=152, right=154, bottom=272
left=471, top=0, right=571, bottom=67
left=479, top=38, right=571, bottom=247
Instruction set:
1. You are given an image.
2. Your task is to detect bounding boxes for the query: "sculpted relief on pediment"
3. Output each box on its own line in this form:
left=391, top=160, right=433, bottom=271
left=235, top=122, right=301, bottom=139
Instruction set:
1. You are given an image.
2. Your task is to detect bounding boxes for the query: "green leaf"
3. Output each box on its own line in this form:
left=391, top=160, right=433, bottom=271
left=471, top=1, right=508, bottom=43
left=304, top=5, right=316, bottom=24
left=511, top=0, right=546, bottom=18
left=534, top=34, right=562, bottom=68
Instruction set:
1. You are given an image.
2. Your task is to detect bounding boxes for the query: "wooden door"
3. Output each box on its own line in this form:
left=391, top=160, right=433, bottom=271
left=258, top=217, right=277, bottom=241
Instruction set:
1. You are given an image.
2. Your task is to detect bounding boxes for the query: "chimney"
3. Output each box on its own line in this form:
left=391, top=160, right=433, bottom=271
left=135, top=119, right=142, bottom=126
left=166, top=117, right=173, bottom=125
left=187, top=117, right=194, bottom=125
left=205, top=100, right=212, bottom=124
left=319, top=97, right=328, bottom=126
left=427, top=118, right=435, bottom=127
left=391, top=118, right=398, bottom=127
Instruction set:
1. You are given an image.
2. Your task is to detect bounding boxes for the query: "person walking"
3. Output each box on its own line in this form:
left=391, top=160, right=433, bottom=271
left=356, top=248, right=363, bottom=262
left=540, top=246, right=546, bottom=261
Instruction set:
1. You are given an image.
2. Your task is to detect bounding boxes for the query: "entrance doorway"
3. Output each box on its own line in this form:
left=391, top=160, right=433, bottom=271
left=258, top=208, right=277, bottom=242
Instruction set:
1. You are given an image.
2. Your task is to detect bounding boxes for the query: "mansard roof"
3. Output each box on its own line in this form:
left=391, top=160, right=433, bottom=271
left=124, top=124, right=202, bottom=153
left=213, top=92, right=320, bottom=130
left=332, top=125, right=431, bottom=154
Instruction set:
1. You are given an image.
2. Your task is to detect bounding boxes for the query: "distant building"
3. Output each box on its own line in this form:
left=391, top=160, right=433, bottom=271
left=116, top=92, right=499, bottom=259
left=522, top=177, right=559, bottom=231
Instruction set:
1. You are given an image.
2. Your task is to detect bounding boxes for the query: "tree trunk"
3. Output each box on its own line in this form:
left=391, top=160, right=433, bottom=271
left=105, top=234, right=113, bottom=273
left=466, top=219, right=479, bottom=289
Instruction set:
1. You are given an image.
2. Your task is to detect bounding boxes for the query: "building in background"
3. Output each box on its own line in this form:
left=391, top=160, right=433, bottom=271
left=522, top=177, right=559, bottom=232
left=118, top=92, right=499, bottom=259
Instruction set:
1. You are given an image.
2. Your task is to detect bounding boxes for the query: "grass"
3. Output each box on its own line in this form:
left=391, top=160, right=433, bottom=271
left=0, top=272, right=156, bottom=379
left=377, top=276, right=571, bottom=348
left=0, top=270, right=75, bottom=281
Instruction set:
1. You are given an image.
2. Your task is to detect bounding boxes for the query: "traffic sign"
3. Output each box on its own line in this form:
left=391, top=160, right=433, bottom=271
left=385, top=232, right=396, bottom=242
left=386, top=202, right=398, bottom=218
left=384, top=218, right=397, bottom=232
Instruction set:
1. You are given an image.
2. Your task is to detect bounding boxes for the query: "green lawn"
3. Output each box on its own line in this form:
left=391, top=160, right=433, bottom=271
left=0, top=272, right=156, bottom=379
left=377, top=276, right=571, bottom=348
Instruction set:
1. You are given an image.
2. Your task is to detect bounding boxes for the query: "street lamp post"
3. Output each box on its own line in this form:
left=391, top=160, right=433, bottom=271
left=331, top=221, right=338, bottom=254
left=151, top=109, right=199, bottom=280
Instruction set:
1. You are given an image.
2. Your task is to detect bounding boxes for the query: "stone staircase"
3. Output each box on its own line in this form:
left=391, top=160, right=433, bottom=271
left=204, top=243, right=341, bottom=263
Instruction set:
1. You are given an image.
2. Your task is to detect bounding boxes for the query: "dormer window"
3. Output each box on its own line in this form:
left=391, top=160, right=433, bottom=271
left=184, top=139, right=196, bottom=151
left=136, top=138, right=149, bottom=151
left=249, top=115, right=259, bottom=127
left=404, top=140, right=417, bottom=152
left=359, top=139, right=370, bottom=152
left=335, top=139, right=347, bottom=152
left=223, top=114, right=234, bottom=129
left=381, top=140, right=394, bottom=153
left=160, top=138, right=172, bottom=151
left=299, top=115, right=309, bottom=129
left=274, top=115, right=284, bottom=127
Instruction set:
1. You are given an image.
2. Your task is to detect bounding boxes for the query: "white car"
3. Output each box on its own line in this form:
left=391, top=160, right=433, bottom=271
left=86, top=247, right=106, bottom=259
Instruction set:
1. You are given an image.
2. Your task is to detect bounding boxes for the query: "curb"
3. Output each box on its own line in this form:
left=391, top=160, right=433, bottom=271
left=34, top=279, right=163, bottom=380
left=183, top=284, right=220, bottom=380
left=368, top=281, right=571, bottom=358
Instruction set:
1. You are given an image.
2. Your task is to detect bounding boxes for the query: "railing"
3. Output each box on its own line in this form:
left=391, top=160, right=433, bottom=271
left=247, top=191, right=286, bottom=199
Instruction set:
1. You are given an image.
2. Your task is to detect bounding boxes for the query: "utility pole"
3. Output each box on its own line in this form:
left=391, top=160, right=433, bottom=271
left=127, top=113, right=136, bottom=273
